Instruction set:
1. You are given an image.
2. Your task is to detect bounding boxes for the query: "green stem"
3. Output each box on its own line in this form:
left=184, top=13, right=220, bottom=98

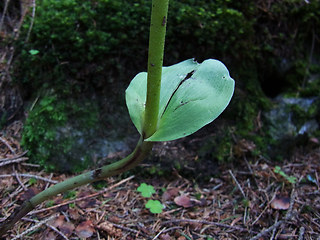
left=0, top=138, right=153, bottom=235
left=143, top=0, right=169, bottom=139
left=0, top=0, right=169, bottom=236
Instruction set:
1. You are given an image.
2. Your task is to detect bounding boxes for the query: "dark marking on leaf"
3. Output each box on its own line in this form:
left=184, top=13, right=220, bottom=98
left=161, top=70, right=195, bottom=117
left=174, top=100, right=190, bottom=111
left=173, top=97, right=204, bottom=112
left=185, top=71, right=194, bottom=80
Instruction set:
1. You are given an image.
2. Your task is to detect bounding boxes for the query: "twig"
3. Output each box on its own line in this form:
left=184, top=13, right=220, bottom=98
left=270, top=212, right=279, bottom=240
left=298, top=226, right=305, bottom=240
left=152, top=227, right=166, bottom=240
left=250, top=189, right=296, bottom=240
left=46, top=223, right=69, bottom=240
left=0, top=0, right=9, bottom=34
left=229, top=170, right=246, bottom=198
left=315, top=170, right=320, bottom=190
left=0, top=151, right=28, bottom=162
left=152, top=227, right=182, bottom=240
left=249, top=220, right=285, bottom=240
left=11, top=0, right=29, bottom=41
left=244, top=156, right=259, bottom=188
left=0, top=173, right=58, bottom=184
left=25, top=0, right=36, bottom=42
left=11, top=214, right=58, bottom=240
left=251, top=205, right=268, bottom=226
left=21, top=162, right=40, bottom=168
left=61, top=211, right=71, bottom=222
left=161, top=218, right=251, bottom=233
left=0, top=157, right=28, bottom=167
left=14, top=169, right=27, bottom=191
left=29, top=96, right=39, bottom=112
left=161, top=226, right=183, bottom=234
left=212, top=182, right=223, bottom=190
left=45, top=173, right=55, bottom=188
left=22, top=216, right=69, bottom=240
left=29, top=175, right=135, bottom=215
left=110, top=222, right=150, bottom=238
left=1, top=186, right=24, bottom=208
left=0, top=137, right=16, bottom=154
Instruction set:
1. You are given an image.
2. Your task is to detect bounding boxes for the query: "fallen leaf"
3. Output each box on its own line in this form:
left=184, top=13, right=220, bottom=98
left=234, top=139, right=256, bottom=157
left=75, top=220, right=95, bottom=238
left=60, top=221, right=75, bottom=237
left=68, top=208, right=80, bottom=220
left=174, top=195, right=193, bottom=208
left=162, top=188, right=179, bottom=201
left=39, top=228, right=57, bottom=240
left=271, top=195, right=290, bottom=210
left=51, top=215, right=75, bottom=236
left=0, top=177, right=14, bottom=190
left=54, top=198, right=69, bottom=212
left=77, top=190, right=95, bottom=198
left=160, top=233, right=172, bottom=240
left=51, top=215, right=65, bottom=228
left=177, top=236, right=186, bottom=240
left=107, top=215, right=121, bottom=224
left=98, top=221, right=122, bottom=237
left=230, top=216, right=242, bottom=226
left=17, top=187, right=40, bottom=201
left=78, top=198, right=98, bottom=208
left=309, top=137, right=319, bottom=145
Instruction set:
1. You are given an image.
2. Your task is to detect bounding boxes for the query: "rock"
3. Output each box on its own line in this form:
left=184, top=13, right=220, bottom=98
left=264, top=95, right=319, bottom=158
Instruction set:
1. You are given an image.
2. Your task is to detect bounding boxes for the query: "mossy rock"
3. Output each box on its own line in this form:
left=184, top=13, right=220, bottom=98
left=22, top=95, right=100, bottom=172
left=263, top=96, right=319, bottom=160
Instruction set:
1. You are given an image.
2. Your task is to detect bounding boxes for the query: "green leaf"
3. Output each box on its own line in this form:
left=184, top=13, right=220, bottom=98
left=28, top=178, right=37, bottom=185
left=126, top=59, right=235, bottom=141
left=137, top=183, right=156, bottom=198
left=145, top=199, right=164, bottom=214
left=274, top=166, right=281, bottom=173
left=287, top=176, right=297, bottom=184
left=29, top=49, right=39, bottom=55
left=125, top=72, right=147, bottom=134
left=274, top=166, right=297, bottom=184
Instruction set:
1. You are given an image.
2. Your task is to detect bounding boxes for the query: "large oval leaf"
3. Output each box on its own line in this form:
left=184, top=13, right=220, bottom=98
left=125, top=72, right=147, bottom=134
left=125, top=59, right=235, bottom=141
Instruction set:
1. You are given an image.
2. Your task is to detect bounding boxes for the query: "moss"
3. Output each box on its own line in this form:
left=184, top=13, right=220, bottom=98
left=13, top=0, right=319, bottom=98
left=21, top=94, right=99, bottom=172
left=13, top=0, right=319, bottom=172
left=216, top=66, right=274, bottom=161
left=91, top=180, right=108, bottom=190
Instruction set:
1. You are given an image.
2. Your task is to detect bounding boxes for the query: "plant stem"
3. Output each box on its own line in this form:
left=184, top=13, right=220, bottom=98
left=143, top=0, right=169, bottom=139
left=0, top=138, right=152, bottom=236
left=0, top=0, right=170, bottom=236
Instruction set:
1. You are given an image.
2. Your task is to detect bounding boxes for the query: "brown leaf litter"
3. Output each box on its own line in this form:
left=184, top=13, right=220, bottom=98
left=0, top=125, right=320, bottom=239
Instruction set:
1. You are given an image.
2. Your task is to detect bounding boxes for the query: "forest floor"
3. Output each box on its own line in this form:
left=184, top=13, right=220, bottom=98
left=0, top=121, right=320, bottom=240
